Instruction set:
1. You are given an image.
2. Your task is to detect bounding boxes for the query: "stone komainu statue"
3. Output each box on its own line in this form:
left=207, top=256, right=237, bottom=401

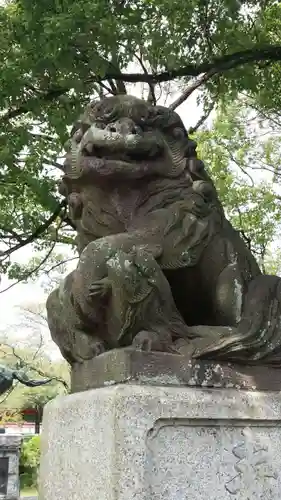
left=46, top=95, right=281, bottom=365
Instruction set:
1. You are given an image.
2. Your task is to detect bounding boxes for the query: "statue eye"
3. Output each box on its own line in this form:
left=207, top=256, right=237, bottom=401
left=173, top=127, right=186, bottom=139
left=94, top=121, right=106, bottom=130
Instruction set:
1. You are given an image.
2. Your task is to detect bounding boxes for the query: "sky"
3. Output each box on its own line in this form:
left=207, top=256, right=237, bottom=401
left=0, top=86, right=204, bottom=354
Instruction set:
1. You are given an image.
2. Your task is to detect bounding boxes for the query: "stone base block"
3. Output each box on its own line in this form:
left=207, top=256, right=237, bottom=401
left=70, top=348, right=281, bottom=393
left=40, top=385, right=281, bottom=499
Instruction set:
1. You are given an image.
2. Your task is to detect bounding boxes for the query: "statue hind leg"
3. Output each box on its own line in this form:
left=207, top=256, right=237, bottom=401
left=196, top=274, right=281, bottom=363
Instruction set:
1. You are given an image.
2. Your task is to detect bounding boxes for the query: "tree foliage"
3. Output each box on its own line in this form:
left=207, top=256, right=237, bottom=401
left=20, top=435, right=40, bottom=490
left=0, top=341, right=70, bottom=410
left=195, top=97, right=281, bottom=270
left=20, top=435, right=40, bottom=470
left=0, top=0, right=281, bottom=283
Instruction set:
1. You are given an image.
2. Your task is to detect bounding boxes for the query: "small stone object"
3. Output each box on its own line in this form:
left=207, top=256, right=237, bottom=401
left=70, top=348, right=281, bottom=394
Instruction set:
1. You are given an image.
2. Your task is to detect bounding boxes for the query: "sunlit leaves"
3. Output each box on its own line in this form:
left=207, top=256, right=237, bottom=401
left=195, top=98, right=281, bottom=269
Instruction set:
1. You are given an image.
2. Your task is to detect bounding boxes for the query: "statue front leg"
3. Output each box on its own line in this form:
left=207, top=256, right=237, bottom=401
left=106, top=247, right=187, bottom=351
left=72, top=234, right=191, bottom=352
left=46, top=272, right=106, bottom=364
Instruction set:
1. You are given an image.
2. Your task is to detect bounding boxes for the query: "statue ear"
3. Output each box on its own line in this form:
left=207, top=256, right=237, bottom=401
left=172, top=127, right=186, bottom=140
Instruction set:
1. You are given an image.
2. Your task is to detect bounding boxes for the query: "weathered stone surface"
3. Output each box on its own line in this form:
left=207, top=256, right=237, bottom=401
left=71, top=348, right=281, bottom=393
left=0, top=435, right=21, bottom=500
left=40, top=385, right=281, bottom=500
left=46, top=94, right=281, bottom=368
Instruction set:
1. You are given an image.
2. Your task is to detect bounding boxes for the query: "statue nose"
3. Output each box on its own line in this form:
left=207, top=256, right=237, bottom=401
left=106, top=119, right=140, bottom=136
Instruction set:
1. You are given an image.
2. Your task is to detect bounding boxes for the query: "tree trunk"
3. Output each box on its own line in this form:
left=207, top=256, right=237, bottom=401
left=34, top=407, right=43, bottom=434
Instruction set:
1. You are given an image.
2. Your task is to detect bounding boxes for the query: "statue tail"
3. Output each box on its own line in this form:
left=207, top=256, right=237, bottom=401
left=196, top=274, right=281, bottom=364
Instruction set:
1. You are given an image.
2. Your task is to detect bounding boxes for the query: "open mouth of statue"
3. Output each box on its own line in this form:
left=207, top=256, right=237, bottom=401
left=82, top=144, right=153, bottom=163
left=78, top=125, right=163, bottom=163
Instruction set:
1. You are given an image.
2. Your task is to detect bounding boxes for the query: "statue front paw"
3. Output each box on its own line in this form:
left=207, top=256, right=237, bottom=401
left=89, top=277, right=111, bottom=297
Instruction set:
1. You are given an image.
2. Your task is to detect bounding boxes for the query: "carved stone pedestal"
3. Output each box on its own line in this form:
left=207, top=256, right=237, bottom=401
left=0, top=435, right=21, bottom=500
left=39, top=351, right=281, bottom=500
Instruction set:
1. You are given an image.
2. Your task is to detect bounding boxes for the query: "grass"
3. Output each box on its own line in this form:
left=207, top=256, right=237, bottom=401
left=20, top=487, right=38, bottom=497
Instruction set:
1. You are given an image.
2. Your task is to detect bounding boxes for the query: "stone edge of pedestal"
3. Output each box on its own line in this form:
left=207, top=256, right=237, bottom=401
left=71, top=348, right=281, bottom=394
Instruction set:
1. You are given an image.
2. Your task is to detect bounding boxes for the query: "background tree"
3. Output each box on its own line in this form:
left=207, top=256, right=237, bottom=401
left=0, top=0, right=281, bottom=285
left=0, top=337, right=69, bottom=429
left=195, top=97, right=281, bottom=271
left=20, top=435, right=41, bottom=491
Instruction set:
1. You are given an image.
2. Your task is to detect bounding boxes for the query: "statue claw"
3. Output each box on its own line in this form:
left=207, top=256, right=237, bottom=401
left=89, top=277, right=111, bottom=297
left=91, top=340, right=106, bottom=357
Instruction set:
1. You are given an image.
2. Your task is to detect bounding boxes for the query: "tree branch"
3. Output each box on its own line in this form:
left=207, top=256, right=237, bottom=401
left=2, top=44, right=281, bottom=122
left=0, top=241, right=57, bottom=293
left=0, top=226, right=24, bottom=243
left=0, top=344, right=69, bottom=391
left=188, top=100, right=216, bottom=134
left=169, top=69, right=217, bottom=110
left=44, top=256, right=78, bottom=275
left=225, top=147, right=255, bottom=187
left=0, top=206, right=67, bottom=292
left=63, top=214, right=76, bottom=230
left=0, top=200, right=66, bottom=258
left=42, top=158, right=65, bottom=172
left=119, top=45, right=281, bottom=83
left=97, top=79, right=116, bottom=96
left=2, top=87, right=68, bottom=122
left=236, top=206, right=252, bottom=251
left=109, top=53, right=127, bottom=95
left=239, top=229, right=252, bottom=250
left=130, top=49, right=156, bottom=105
left=242, top=93, right=281, bottom=128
